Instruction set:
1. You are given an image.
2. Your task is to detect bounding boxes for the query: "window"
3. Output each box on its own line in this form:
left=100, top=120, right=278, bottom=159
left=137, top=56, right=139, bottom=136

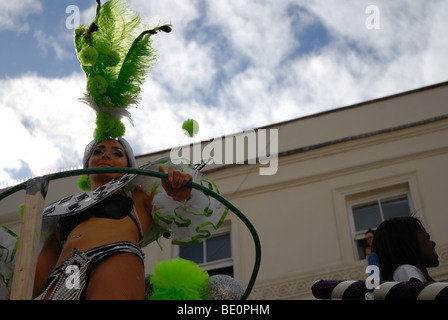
left=349, top=191, right=413, bottom=260
left=178, top=230, right=233, bottom=277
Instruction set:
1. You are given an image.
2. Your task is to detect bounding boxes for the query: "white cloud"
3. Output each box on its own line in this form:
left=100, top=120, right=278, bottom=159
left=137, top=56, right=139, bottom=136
left=34, top=30, right=72, bottom=60
left=0, top=0, right=43, bottom=32
left=205, top=0, right=448, bottom=122
left=79, top=4, right=97, bottom=26
left=1, top=0, right=447, bottom=186
left=0, top=106, right=62, bottom=184
left=0, top=72, right=93, bottom=184
left=421, top=1, right=448, bottom=84
left=129, top=0, right=200, bottom=29
left=207, top=0, right=297, bottom=69
left=152, top=36, right=217, bottom=101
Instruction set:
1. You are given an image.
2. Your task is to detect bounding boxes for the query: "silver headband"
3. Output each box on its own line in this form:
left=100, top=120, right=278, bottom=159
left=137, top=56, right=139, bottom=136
left=82, top=137, right=137, bottom=169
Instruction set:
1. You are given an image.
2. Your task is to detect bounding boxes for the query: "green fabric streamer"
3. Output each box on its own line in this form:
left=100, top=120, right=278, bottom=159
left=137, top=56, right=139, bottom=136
left=19, top=204, right=24, bottom=220
left=0, top=226, right=19, bottom=288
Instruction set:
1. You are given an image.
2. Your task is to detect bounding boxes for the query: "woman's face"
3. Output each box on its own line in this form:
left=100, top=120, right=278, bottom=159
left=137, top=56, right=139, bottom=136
left=88, top=139, right=129, bottom=187
left=417, top=228, right=439, bottom=268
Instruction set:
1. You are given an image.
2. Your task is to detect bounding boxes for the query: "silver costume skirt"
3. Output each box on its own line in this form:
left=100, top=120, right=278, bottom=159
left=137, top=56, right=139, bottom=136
left=36, top=241, right=144, bottom=300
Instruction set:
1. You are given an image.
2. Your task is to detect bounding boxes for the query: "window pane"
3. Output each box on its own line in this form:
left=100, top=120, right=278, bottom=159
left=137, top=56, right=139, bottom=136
left=352, top=202, right=381, bottom=231
left=381, top=196, right=411, bottom=220
left=206, top=234, right=231, bottom=262
left=179, top=242, right=204, bottom=264
left=207, top=266, right=234, bottom=277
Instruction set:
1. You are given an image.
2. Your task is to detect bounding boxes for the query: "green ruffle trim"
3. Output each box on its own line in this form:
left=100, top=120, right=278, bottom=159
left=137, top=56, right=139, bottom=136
left=0, top=226, right=19, bottom=289
left=151, top=178, right=229, bottom=246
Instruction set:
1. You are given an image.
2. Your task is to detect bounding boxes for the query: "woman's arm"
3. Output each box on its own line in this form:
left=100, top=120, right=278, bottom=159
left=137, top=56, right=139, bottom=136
left=33, top=232, right=62, bottom=298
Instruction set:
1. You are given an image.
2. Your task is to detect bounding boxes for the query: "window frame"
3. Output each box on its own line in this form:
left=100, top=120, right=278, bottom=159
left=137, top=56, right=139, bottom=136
left=347, top=187, right=414, bottom=260
left=175, top=225, right=233, bottom=274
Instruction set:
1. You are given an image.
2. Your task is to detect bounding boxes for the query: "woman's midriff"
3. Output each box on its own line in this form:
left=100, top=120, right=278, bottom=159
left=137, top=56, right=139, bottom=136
left=56, top=216, right=141, bottom=265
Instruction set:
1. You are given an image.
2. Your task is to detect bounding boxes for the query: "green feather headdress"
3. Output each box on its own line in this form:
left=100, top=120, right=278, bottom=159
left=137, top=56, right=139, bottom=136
left=75, top=0, right=172, bottom=142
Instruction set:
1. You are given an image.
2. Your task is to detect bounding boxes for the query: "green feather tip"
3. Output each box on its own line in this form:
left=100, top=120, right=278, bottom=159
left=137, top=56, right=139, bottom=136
left=94, top=112, right=126, bottom=142
left=77, top=175, right=91, bottom=191
left=78, top=47, right=98, bottom=66
left=149, top=258, right=209, bottom=300
left=87, top=75, right=108, bottom=96
left=182, top=119, right=199, bottom=138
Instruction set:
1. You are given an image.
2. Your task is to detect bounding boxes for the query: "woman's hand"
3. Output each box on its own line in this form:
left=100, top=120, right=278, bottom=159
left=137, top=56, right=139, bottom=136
left=158, top=166, right=192, bottom=202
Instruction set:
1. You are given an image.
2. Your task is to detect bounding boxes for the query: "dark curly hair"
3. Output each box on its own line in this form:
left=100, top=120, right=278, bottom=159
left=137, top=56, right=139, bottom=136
left=371, top=216, right=434, bottom=281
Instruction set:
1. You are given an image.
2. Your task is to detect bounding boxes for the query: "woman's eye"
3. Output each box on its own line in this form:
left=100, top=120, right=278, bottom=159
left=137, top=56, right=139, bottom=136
left=113, top=151, right=124, bottom=157
left=93, top=149, right=104, bottom=156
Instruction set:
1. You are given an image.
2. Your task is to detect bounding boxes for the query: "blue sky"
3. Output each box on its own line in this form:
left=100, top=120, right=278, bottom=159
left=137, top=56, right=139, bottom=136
left=1, top=0, right=89, bottom=78
left=1, top=0, right=447, bottom=186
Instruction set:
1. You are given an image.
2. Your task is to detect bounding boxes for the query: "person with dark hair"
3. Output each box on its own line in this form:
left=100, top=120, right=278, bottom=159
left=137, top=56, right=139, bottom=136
left=364, top=228, right=375, bottom=256
left=371, top=216, right=439, bottom=282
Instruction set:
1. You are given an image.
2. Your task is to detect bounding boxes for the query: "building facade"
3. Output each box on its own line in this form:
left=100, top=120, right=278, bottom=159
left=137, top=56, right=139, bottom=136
left=1, top=82, right=448, bottom=299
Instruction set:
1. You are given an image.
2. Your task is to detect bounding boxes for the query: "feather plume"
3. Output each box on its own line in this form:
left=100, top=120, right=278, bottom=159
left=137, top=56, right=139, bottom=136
left=110, top=30, right=157, bottom=108
left=149, top=258, right=209, bottom=300
left=74, top=0, right=171, bottom=141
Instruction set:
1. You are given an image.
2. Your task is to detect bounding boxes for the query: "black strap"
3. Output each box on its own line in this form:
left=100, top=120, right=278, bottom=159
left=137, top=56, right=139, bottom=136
left=126, top=212, right=144, bottom=241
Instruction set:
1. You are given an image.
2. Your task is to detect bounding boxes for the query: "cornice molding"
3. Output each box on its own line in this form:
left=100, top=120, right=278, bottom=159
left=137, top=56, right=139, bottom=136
left=223, top=145, right=448, bottom=200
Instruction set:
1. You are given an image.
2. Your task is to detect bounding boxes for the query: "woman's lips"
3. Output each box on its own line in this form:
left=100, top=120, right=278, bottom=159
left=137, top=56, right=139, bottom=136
left=97, top=163, right=112, bottom=167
